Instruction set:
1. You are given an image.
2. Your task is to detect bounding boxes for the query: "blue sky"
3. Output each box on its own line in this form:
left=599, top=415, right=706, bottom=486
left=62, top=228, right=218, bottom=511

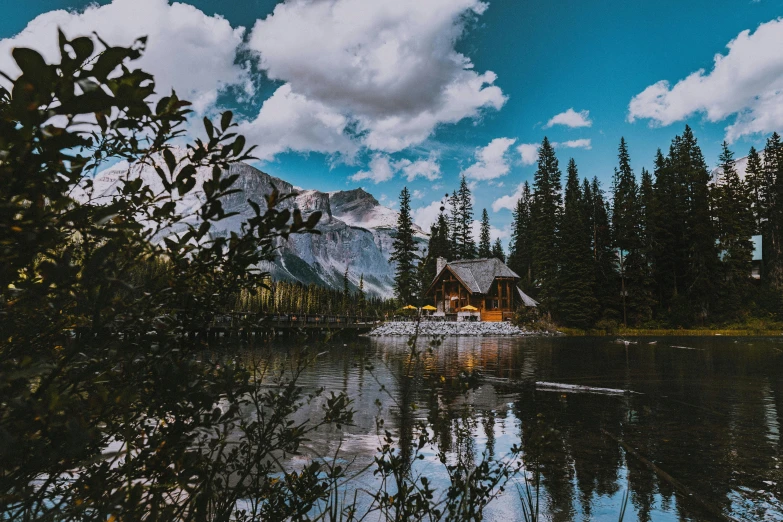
left=2, top=0, right=783, bottom=244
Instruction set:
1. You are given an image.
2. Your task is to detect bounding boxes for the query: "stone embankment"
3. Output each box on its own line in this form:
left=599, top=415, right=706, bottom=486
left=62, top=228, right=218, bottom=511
left=368, top=321, right=548, bottom=337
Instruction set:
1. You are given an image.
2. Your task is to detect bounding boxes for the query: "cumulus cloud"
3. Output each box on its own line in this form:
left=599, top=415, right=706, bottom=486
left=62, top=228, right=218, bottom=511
left=492, top=182, right=526, bottom=212
left=545, top=108, right=592, bottom=128
left=396, top=154, right=442, bottom=181
left=628, top=17, right=783, bottom=142
left=412, top=189, right=425, bottom=199
left=517, top=143, right=539, bottom=166
left=553, top=138, right=592, bottom=149
left=462, top=137, right=517, bottom=180
left=350, top=154, right=396, bottom=184
left=237, top=84, right=358, bottom=161
left=412, top=199, right=447, bottom=231
left=245, top=0, right=505, bottom=156
left=349, top=152, right=442, bottom=184
left=0, top=0, right=247, bottom=114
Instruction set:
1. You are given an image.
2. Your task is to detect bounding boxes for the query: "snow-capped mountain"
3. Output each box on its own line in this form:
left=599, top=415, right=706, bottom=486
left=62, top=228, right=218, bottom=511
left=80, top=155, right=427, bottom=298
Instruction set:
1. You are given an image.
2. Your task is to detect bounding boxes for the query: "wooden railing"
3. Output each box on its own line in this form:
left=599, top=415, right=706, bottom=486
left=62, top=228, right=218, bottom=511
left=480, top=311, right=503, bottom=322
left=200, top=312, right=380, bottom=329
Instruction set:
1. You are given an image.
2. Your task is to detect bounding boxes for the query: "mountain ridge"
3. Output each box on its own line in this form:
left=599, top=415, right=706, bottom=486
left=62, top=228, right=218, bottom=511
left=80, top=156, right=427, bottom=298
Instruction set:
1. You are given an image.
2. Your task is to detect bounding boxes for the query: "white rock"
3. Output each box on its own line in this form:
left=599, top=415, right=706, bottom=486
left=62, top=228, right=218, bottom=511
left=367, top=321, right=541, bottom=337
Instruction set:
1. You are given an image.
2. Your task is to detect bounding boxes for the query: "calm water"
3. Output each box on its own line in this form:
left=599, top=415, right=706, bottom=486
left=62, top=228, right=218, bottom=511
left=250, top=335, right=783, bottom=521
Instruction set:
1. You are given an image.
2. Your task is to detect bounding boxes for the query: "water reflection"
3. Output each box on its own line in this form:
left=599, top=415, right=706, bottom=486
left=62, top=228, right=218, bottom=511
left=246, top=336, right=783, bottom=521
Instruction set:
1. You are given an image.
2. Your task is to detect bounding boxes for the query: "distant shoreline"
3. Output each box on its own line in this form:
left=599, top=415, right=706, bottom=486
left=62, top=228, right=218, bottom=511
left=559, top=327, right=783, bottom=337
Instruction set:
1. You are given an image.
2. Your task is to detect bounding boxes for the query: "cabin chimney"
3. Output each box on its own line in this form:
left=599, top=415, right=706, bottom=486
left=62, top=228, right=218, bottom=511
left=436, top=257, right=447, bottom=274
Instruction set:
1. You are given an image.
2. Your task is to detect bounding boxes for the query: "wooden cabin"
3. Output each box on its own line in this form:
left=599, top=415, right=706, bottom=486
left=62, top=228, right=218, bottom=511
left=425, top=258, right=537, bottom=322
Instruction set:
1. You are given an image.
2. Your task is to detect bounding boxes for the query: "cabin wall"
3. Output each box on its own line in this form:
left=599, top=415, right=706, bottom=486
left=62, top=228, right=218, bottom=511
left=433, top=277, right=472, bottom=313
left=430, top=273, right=519, bottom=315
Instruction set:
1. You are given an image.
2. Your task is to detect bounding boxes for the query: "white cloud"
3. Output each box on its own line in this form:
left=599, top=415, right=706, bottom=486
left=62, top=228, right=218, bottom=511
left=411, top=199, right=446, bottom=231
left=517, top=143, right=539, bottom=166
left=492, top=181, right=526, bottom=212
left=412, top=189, right=425, bottom=199
left=628, top=17, right=783, bottom=142
left=395, top=154, right=441, bottom=181
left=461, top=137, right=517, bottom=180
left=237, top=84, right=358, bottom=161
left=545, top=108, right=592, bottom=128
left=0, top=0, right=247, bottom=114
left=553, top=138, right=592, bottom=149
left=350, top=154, right=395, bottom=184
left=245, top=0, right=505, bottom=156
left=349, top=152, right=442, bottom=184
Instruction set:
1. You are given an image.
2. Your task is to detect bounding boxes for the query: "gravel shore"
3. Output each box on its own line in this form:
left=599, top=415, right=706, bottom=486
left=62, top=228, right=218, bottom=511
left=367, top=321, right=552, bottom=337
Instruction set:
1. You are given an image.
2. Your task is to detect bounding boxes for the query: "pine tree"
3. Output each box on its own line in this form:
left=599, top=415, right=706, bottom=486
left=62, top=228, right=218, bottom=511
left=589, top=177, right=619, bottom=321
left=638, top=168, right=655, bottom=259
left=420, top=204, right=451, bottom=297
left=342, top=267, right=350, bottom=313
left=610, top=138, right=651, bottom=326
left=713, top=142, right=754, bottom=314
left=432, top=209, right=452, bottom=260
left=611, top=138, right=638, bottom=326
left=557, top=159, right=598, bottom=327
left=745, top=146, right=765, bottom=233
left=457, top=176, right=477, bottom=259
left=508, top=182, right=533, bottom=291
left=478, top=208, right=492, bottom=258
left=448, top=190, right=460, bottom=258
left=763, top=132, right=783, bottom=291
left=679, top=126, right=718, bottom=323
left=357, top=274, right=366, bottom=316
left=530, top=137, right=562, bottom=313
left=390, top=187, right=420, bottom=304
left=491, top=238, right=505, bottom=262
left=633, top=166, right=657, bottom=323
left=581, top=178, right=595, bottom=250
left=650, top=142, right=690, bottom=323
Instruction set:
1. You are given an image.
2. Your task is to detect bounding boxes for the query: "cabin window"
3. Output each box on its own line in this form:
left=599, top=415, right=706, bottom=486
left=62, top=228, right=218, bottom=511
left=492, top=299, right=499, bottom=309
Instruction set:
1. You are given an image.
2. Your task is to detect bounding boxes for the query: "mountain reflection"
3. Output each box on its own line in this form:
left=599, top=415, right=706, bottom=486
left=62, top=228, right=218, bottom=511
left=244, top=335, right=783, bottom=521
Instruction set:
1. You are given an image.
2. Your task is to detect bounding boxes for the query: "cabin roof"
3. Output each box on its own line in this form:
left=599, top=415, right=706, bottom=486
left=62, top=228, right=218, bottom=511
left=517, top=287, right=539, bottom=307
left=431, top=258, right=520, bottom=295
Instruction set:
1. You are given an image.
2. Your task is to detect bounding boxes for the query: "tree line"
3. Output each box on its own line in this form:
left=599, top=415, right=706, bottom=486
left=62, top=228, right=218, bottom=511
left=391, top=126, right=783, bottom=326
left=233, top=276, right=395, bottom=316
left=506, top=127, right=783, bottom=328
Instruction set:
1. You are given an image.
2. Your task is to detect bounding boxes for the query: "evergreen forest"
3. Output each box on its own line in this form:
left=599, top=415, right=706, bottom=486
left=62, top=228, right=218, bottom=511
left=398, top=129, right=783, bottom=329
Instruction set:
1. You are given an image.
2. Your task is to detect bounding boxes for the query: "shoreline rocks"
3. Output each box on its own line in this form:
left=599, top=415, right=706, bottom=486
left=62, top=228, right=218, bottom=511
left=367, top=321, right=555, bottom=337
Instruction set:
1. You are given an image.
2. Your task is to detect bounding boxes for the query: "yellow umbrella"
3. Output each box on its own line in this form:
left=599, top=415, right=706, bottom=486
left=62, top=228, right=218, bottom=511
left=402, top=305, right=418, bottom=310
left=421, top=305, right=437, bottom=311
left=461, top=305, right=478, bottom=311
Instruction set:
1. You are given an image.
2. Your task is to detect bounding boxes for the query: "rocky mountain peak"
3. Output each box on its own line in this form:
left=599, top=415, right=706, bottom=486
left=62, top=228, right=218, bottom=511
left=329, top=188, right=380, bottom=214
left=295, top=189, right=332, bottom=219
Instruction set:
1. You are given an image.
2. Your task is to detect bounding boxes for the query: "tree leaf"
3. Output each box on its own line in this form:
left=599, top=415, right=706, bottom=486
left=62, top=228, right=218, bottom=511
left=220, top=111, right=233, bottom=132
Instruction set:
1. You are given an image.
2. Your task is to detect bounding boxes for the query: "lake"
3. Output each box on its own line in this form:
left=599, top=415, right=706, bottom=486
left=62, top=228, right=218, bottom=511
left=250, top=335, right=783, bottom=521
